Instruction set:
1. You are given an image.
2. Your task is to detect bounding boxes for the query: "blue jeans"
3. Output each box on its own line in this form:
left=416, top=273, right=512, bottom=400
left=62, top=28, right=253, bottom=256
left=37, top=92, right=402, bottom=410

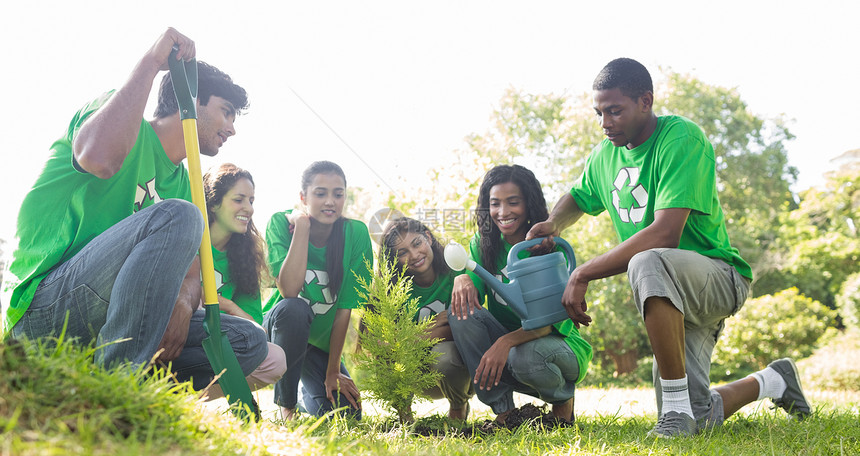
left=11, top=200, right=268, bottom=387
left=448, top=307, right=579, bottom=414
left=264, top=297, right=361, bottom=419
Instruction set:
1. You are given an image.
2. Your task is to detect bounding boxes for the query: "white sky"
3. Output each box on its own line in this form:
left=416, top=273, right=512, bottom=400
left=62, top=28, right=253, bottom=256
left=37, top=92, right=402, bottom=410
left=2, top=0, right=859, bottom=260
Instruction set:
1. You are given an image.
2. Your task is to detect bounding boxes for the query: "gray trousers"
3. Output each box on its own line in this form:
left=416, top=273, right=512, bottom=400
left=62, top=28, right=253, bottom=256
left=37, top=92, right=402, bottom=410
left=448, top=307, right=579, bottom=414
left=628, top=248, right=749, bottom=427
left=423, top=340, right=474, bottom=409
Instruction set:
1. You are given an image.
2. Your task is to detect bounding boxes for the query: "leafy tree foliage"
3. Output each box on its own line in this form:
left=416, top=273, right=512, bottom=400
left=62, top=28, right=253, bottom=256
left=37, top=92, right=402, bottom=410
left=712, top=288, right=837, bottom=381
left=756, top=168, right=860, bottom=308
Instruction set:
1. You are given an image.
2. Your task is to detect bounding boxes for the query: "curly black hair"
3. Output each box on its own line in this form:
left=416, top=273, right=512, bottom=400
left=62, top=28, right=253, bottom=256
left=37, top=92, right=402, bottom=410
left=475, top=164, right=548, bottom=275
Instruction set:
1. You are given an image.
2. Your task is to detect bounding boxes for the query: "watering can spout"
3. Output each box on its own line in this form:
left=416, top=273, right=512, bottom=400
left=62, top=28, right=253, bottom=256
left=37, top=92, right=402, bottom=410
left=443, top=239, right=576, bottom=330
left=443, top=242, right=526, bottom=314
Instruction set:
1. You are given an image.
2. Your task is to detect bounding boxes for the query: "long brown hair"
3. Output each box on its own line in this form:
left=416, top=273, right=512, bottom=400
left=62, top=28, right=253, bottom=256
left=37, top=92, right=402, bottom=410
left=203, top=163, right=268, bottom=296
left=301, top=160, right=348, bottom=297
left=378, top=217, right=449, bottom=285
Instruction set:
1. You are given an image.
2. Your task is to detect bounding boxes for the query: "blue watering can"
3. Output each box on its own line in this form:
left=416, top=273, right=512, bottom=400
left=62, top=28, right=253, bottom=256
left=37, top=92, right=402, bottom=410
left=444, top=237, right=577, bottom=330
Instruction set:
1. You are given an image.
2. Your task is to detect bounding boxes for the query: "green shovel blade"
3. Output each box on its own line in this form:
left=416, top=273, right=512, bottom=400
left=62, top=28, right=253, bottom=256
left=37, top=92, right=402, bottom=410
left=202, top=306, right=257, bottom=420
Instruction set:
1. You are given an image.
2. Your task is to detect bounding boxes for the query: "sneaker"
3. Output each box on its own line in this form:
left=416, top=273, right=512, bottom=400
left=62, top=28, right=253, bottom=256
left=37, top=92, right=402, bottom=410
left=647, top=411, right=698, bottom=438
left=768, top=358, right=811, bottom=419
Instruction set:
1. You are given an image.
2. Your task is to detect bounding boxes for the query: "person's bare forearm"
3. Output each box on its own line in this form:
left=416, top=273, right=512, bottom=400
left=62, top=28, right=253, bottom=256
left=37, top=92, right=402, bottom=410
left=498, top=325, right=552, bottom=349
left=277, top=218, right=310, bottom=297
left=574, top=207, right=690, bottom=282
left=73, top=28, right=194, bottom=178
left=546, top=193, right=585, bottom=234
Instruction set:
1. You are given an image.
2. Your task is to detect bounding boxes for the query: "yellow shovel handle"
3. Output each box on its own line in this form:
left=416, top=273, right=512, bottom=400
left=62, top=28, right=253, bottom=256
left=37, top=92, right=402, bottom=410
left=182, top=118, right=219, bottom=306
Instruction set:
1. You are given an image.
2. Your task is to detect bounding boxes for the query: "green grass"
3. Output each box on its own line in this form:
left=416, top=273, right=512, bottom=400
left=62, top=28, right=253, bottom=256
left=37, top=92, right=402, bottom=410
left=3, top=332, right=859, bottom=455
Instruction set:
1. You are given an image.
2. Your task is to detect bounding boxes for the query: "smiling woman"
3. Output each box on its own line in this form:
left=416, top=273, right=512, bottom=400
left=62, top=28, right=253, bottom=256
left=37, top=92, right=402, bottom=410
left=201, top=162, right=286, bottom=399
left=262, top=160, right=373, bottom=421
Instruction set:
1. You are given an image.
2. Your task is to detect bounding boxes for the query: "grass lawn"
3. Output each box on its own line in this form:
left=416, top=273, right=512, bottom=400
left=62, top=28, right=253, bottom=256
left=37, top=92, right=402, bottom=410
left=3, top=330, right=859, bottom=455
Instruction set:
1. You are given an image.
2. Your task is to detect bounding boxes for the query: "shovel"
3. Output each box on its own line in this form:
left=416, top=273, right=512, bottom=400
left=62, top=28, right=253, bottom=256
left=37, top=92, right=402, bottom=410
left=168, top=47, right=256, bottom=420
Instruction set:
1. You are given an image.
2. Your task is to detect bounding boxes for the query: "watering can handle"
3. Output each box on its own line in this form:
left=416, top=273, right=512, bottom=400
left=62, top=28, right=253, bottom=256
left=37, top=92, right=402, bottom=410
left=508, top=237, right=577, bottom=275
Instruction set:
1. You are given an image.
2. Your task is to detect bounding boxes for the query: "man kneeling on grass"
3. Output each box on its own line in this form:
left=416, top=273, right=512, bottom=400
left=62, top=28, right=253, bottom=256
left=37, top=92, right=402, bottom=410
left=5, top=28, right=272, bottom=394
left=527, top=57, right=811, bottom=437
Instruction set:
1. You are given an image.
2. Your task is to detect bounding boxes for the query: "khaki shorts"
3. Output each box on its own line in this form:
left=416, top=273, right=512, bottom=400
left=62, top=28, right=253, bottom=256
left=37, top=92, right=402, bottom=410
left=627, top=248, right=750, bottom=427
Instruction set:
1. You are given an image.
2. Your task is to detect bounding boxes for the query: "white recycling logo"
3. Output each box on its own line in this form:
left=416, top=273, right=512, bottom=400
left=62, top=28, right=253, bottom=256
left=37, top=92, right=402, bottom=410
left=611, top=167, right=648, bottom=225
left=417, top=300, right=446, bottom=322
left=302, top=269, right=336, bottom=315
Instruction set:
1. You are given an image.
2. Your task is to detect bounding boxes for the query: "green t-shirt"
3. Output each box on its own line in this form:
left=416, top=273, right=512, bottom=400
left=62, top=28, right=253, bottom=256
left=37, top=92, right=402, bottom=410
left=212, top=246, right=263, bottom=325
left=465, top=234, right=593, bottom=383
left=409, top=269, right=461, bottom=323
left=263, top=210, right=373, bottom=353
left=570, top=115, right=752, bottom=280
left=6, top=91, right=192, bottom=332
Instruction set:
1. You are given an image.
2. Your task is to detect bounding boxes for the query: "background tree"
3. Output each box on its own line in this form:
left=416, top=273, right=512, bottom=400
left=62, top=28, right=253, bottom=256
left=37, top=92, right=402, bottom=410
left=756, top=166, right=860, bottom=308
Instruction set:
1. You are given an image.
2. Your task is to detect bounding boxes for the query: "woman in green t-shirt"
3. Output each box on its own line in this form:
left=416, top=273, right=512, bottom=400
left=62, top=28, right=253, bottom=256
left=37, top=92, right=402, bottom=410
left=202, top=163, right=286, bottom=399
left=377, top=217, right=474, bottom=420
left=449, top=164, right=592, bottom=424
left=263, top=161, right=372, bottom=421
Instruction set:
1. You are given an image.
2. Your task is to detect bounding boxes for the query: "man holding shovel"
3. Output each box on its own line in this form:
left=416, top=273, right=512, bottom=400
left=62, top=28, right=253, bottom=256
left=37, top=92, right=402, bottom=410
left=6, top=28, right=268, bottom=393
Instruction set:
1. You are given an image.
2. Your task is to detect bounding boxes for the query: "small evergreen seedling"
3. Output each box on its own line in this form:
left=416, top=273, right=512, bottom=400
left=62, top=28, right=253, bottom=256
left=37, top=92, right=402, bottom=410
left=354, top=256, right=442, bottom=423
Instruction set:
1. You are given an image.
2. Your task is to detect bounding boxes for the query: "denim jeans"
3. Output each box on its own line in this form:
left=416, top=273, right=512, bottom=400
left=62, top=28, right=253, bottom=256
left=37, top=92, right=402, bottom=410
left=170, top=309, right=269, bottom=390
left=264, top=297, right=361, bottom=419
left=11, top=199, right=268, bottom=387
left=448, top=307, right=579, bottom=414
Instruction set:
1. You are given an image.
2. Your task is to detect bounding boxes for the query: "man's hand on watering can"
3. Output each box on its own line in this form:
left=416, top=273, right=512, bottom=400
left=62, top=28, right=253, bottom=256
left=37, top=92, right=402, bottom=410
left=562, top=270, right=592, bottom=327
left=451, top=274, right=482, bottom=320
left=524, top=221, right=558, bottom=255
left=474, top=339, right=512, bottom=391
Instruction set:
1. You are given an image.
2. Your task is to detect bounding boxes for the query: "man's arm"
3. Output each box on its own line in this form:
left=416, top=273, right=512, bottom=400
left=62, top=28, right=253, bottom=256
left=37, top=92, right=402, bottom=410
left=157, top=256, right=201, bottom=361
left=562, top=207, right=691, bottom=326
left=526, top=193, right=586, bottom=249
left=73, top=28, right=195, bottom=179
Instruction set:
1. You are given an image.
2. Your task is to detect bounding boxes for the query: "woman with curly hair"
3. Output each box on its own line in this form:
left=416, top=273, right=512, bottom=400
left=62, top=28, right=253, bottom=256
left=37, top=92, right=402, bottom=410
left=376, top=217, right=474, bottom=419
left=202, top=163, right=286, bottom=399
left=448, top=164, right=592, bottom=424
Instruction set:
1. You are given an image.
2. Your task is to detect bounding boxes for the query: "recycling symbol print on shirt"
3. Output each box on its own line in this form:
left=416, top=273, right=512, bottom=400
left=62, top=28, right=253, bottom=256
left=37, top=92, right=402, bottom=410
left=611, top=167, right=648, bottom=225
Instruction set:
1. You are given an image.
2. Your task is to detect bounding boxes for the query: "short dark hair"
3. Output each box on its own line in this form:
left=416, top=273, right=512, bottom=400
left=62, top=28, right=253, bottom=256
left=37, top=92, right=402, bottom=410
left=154, top=61, right=249, bottom=118
left=592, top=58, right=653, bottom=100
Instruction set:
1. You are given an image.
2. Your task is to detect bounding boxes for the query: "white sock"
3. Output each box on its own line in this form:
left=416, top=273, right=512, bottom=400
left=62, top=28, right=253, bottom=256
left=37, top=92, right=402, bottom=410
left=749, top=367, right=787, bottom=401
left=660, top=376, right=694, bottom=418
